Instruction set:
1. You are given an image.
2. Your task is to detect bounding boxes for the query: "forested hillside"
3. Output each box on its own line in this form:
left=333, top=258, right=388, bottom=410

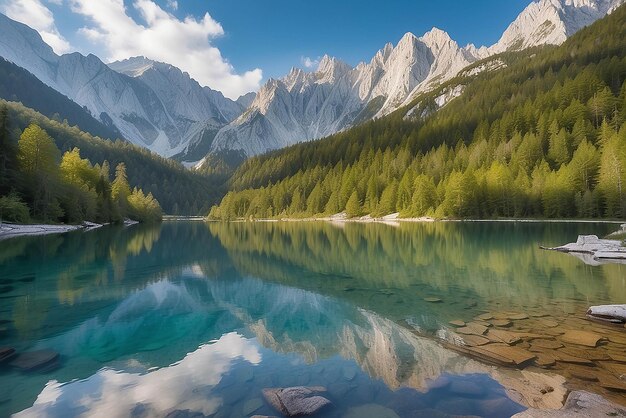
left=209, top=5, right=626, bottom=220
left=1, top=101, right=224, bottom=215
left=0, top=115, right=162, bottom=224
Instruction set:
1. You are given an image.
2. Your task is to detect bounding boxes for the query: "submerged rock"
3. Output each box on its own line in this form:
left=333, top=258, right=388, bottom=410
left=560, top=330, right=603, bottom=347
left=512, top=390, right=626, bottom=417
left=263, top=386, right=330, bottom=416
left=0, top=347, right=16, bottom=363
left=10, top=349, right=59, bottom=372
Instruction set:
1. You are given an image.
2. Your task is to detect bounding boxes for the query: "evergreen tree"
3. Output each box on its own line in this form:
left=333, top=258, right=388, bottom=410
left=0, top=105, right=16, bottom=196
left=112, top=163, right=131, bottom=218
left=17, top=124, right=63, bottom=221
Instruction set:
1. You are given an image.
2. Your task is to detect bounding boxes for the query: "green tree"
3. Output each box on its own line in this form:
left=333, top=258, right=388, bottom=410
left=0, top=105, right=17, bottom=196
left=17, top=124, right=63, bottom=221
left=345, top=190, right=361, bottom=217
left=112, top=163, right=131, bottom=218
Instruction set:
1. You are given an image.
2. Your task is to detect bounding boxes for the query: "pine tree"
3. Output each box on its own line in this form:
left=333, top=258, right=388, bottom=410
left=17, top=124, right=63, bottom=221
left=0, top=105, right=17, bottom=196
left=112, top=163, right=131, bottom=218
left=345, top=190, right=361, bottom=218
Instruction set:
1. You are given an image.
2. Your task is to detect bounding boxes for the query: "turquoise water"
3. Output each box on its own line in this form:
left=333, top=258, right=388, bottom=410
left=0, top=221, right=622, bottom=417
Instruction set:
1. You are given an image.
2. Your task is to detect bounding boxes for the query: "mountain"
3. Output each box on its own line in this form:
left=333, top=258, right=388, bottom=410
left=0, top=13, right=246, bottom=160
left=0, top=57, right=121, bottom=140
left=202, top=0, right=624, bottom=162
left=207, top=3, right=626, bottom=220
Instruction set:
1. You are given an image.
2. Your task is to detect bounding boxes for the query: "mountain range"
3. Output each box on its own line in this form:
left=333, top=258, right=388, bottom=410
left=0, top=0, right=623, bottom=164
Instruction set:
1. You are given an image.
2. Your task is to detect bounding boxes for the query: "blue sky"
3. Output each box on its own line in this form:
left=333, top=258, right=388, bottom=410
left=0, top=0, right=532, bottom=98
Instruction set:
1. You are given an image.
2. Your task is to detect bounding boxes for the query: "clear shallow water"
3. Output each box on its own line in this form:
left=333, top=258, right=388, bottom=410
left=0, top=221, right=622, bottom=417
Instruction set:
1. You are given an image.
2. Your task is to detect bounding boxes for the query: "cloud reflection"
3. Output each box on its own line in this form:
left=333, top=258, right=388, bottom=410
left=16, top=332, right=261, bottom=418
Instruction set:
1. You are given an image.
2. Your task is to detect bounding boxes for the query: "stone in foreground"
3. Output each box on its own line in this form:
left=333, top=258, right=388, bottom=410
left=10, top=350, right=59, bottom=371
left=560, top=330, right=603, bottom=347
left=263, top=386, right=330, bottom=416
left=587, top=304, right=626, bottom=323
left=512, top=390, right=626, bottom=417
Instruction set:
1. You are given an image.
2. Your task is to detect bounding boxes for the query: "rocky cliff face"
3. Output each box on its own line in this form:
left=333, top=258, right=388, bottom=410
left=205, top=0, right=625, bottom=159
left=0, top=14, right=246, bottom=160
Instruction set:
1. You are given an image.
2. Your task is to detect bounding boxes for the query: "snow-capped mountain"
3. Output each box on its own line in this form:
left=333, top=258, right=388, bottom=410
left=0, top=13, right=247, bottom=160
left=490, top=0, right=625, bottom=53
left=0, top=0, right=622, bottom=163
left=205, top=0, right=624, bottom=159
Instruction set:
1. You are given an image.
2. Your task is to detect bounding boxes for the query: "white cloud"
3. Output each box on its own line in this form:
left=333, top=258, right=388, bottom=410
left=301, top=56, right=320, bottom=69
left=1, top=0, right=72, bottom=54
left=69, top=0, right=262, bottom=99
left=166, top=0, right=177, bottom=10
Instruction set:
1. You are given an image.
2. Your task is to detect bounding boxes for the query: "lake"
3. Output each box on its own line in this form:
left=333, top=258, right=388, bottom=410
left=0, top=221, right=624, bottom=417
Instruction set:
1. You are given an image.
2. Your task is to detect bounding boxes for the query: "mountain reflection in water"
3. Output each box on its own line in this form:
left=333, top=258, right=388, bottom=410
left=0, top=221, right=621, bottom=417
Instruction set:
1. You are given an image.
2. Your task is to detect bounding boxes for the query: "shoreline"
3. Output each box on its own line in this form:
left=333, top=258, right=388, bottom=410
left=209, top=215, right=624, bottom=225
left=0, top=220, right=137, bottom=241
left=0, top=223, right=84, bottom=240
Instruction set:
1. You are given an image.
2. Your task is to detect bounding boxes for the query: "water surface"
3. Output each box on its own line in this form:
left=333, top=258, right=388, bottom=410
left=0, top=221, right=623, bottom=417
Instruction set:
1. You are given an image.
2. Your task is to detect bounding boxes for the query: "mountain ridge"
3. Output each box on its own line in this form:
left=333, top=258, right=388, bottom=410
left=203, top=0, right=625, bottom=162
left=0, top=13, right=247, bottom=160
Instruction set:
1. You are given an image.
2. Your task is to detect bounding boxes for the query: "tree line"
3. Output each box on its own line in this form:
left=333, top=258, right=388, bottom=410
left=0, top=111, right=162, bottom=224
left=1, top=99, right=225, bottom=215
left=208, top=5, right=626, bottom=220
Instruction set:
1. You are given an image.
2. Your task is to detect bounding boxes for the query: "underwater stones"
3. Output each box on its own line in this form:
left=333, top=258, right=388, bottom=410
left=242, top=398, right=264, bottom=416
left=560, top=330, right=604, bottom=347
left=449, top=320, right=466, bottom=327
left=476, top=313, right=494, bottom=321
left=263, top=386, right=330, bottom=417
left=559, top=347, right=609, bottom=362
left=467, top=343, right=535, bottom=367
left=554, top=352, right=594, bottom=365
left=460, top=335, right=490, bottom=347
left=601, top=362, right=626, bottom=378
left=534, top=353, right=557, bottom=368
left=343, top=404, right=400, bottom=418
left=537, top=319, right=559, bottom=328
left=530, top=340, right=563, bottom=350
left=424, top=297, right=442, bottom=303
left=598, top=375, right=626, bottom=392
left=564, top=364, right=600, bottom=382
left=0, top=347, right=15, bottom=362
left=469, top=320, right=492, bottom=328
left=491, top=319, right=512, bottom=327
left=512, top=390, right=626, bottom=417
left=486, top=329, right=522, bottom=345
left=507, top=313, right=529, bottom=320
left=457, top=323, right=488, bottom=336
left=10, top=349, right=59, bottom=371
left=608, top=353, right=626, bottom=363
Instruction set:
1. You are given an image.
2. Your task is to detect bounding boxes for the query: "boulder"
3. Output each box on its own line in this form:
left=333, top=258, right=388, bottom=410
left=587, top=305, right=626, bottom=323
left=263, top=386, right=330, bottom=416
left=10, top=349, right=59, bottom=371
